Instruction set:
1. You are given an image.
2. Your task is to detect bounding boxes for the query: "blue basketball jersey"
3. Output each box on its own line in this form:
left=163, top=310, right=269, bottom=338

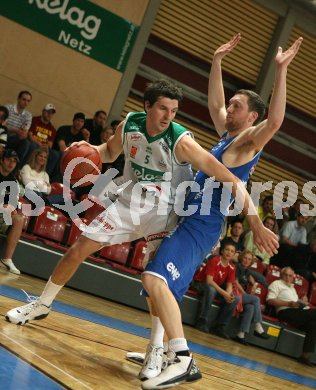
left=185, top=133, right=262, bottom=219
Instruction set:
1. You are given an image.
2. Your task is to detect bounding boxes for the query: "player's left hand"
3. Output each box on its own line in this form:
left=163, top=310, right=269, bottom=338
left=253, top=225, right=279, bottom=256
left=275, top=37, right=303, bottom=68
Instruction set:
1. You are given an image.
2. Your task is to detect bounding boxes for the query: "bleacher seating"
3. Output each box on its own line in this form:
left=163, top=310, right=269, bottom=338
left=50, top=182, right=76, bottom=201
left=83, top=195, right=106, bottom=222
left=265, top=264, right=281, bottom=285
left=129, top=240, right=146, bottom=271
left=293, top=274, right=309, bottom=298
left=17, top=197, right=31, bottom=231
left=248, top=282, right=268, bottom=311
left=99, top=242, right=131, bottom=265
left=32, top=206, right=67, bottom=243
left=249, top=257, right=265, bottom=274
left=67, top=218, right=89, bottom=246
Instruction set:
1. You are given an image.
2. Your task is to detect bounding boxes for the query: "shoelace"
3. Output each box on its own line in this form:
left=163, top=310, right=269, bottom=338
left=21, top=289, right=40, bottom=303
left=145, top=346, right=163, bottom=370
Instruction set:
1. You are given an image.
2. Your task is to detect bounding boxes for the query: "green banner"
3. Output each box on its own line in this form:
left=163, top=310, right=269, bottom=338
left=2, top=0, right=140, bottom=72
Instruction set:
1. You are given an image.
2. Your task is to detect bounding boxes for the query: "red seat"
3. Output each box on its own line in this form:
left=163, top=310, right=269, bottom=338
left=50, top=182, right=76, bottom=201
left=83, top=196, right=106, bottom=222
left=294, top=274, right=309, bottom=298
left=17, top=197, right=31, bottom=230
left=99, top=242, right=131, bottom=265
left=67, top=218, right=89, bottom=246
left=265, top=264, right=281, bottom=285
left=249, top=257, right=265, bottom=274
left=32, top=206, right=67, bottom=242
left=309, top=282, right=316, bottom=306
left=130, top=240, right=147, bottom=271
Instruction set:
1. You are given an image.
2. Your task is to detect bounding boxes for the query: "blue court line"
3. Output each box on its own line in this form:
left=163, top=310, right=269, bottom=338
left=0, top=346, right=63, bottom=390
left=1, top=284, right=316, bottom=388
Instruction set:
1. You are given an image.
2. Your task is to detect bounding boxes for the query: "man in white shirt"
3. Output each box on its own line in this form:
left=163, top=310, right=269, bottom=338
left=6, top=91, right=33, bottom=168
left=267, top=267, right=316, bottom=366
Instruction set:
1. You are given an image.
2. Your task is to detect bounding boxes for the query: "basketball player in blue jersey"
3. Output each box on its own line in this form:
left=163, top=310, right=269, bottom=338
left=139, top=34, right=302, bottom=389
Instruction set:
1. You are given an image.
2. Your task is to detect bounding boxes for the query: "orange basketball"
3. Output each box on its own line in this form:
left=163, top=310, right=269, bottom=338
left=60, top=143, right=102, bottom=187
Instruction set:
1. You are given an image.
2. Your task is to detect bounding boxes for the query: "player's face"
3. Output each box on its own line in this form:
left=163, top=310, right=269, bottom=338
left=221, top=245, right=236, bottom=261
left=225, top=94, right=254, bottom=132
left=145, top=97, right=178, bottom=134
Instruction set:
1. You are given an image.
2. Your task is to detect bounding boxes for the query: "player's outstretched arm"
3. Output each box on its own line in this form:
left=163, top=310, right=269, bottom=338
left=247, top=37, right=303, bottom=150
left=97, top=121, right=124, bottom=163
left=176, top=136, right=279, bottom=255
left=208, top=33, right=241, bottom=136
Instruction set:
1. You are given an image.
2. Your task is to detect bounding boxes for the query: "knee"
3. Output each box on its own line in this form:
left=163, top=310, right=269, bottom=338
left=141, top=273, right=164, bottom=295
left=12, top=214, right=24, bottom=231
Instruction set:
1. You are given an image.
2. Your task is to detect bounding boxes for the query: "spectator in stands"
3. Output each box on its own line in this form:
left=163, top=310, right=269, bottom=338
left=288, top=199, right=304, bottom=221
left=0, top=106, right=9, bottom=158
left=53, top=112, right=90, bottom=151
left=0, top=149, right=24, bottom=274
left=233, top=250, right=269, bottom=345
left=243, top=216, right=277, bottom=268
left=225, top=219, right=244, bottom=261
left=305, top=216, right=316, bottom=244
left=100, top=126, right=114, bottom=144
left=20, top=148, right=51, bottom=196
left=294, top=239, right=316, bottom=283
left=243, top=195, right=278, bottom=235
left=267, top=266, right=316, bottom=366
left=195, top=239, right=239, bottom=338
left=5, top=91, right=33, bottom=168
left=28, top=103, right=61, bottom=182
left=85, top=110, right=107, bottom=145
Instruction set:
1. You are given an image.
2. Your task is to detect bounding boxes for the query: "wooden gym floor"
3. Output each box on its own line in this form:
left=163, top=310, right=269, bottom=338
left=0, top=268, right=315, bottom=389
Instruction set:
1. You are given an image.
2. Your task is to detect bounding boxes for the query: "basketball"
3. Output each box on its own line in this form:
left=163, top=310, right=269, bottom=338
left=60, top=143, right=102, bottom=187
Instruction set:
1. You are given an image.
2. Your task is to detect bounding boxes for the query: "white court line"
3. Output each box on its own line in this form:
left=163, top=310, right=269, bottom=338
left=0, top=331, right=92, bottom=390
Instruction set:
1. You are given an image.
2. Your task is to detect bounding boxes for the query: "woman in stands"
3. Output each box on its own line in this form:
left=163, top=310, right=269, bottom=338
left=20, top=148, right=51, bottom=196
left=234, top=250, right=269, bottom=345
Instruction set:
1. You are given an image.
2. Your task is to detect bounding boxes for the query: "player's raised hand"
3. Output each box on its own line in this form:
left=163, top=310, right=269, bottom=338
left=214, top=33, right=241, bottom=60
left=275, top=37, right=303, bottom=68
left=253, top=225, right=279, bottom=257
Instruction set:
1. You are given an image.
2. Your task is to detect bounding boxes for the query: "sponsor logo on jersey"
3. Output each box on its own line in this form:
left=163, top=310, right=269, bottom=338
left=131, top=162, right=164, bottom=182
left=130, top=146, right=138, bottom=158
left=159, top=140, right=169, bottom=153
left=95, top=216, right=115, bottom=231
left=130, top=133, right=142, bottom=141
left=147, top=231, right=169, bottom=241
left=158, top=160, right=167, bottom=168
left=167, top=262, right=180, bottom=281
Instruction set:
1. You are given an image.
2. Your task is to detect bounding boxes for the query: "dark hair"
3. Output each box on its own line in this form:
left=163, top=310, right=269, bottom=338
left=110, top=119, right=120, bottom=130
left=143, top=79, right=183, bottom=110
left=94, top=110, right=107, bottom=117
left=231, top=219, right=243, bottom=227
left=18, top=90, right=32, bottom=100
left=0, top=105, right=9, bottom=120
left=235, top=89, right=265, bottom=125
left=219, top=238, right=238, bottom=254
left=262, top=195, right=273, bottom=205
left=263, top=216, right=276, bottom=226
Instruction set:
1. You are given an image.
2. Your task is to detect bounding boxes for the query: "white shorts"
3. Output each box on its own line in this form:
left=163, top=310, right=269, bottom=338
left=83, top=192, right=178, bottom=264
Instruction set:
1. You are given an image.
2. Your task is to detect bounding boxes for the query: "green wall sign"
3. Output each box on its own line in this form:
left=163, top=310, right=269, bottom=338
left=2, top=0, right=140, bottom=72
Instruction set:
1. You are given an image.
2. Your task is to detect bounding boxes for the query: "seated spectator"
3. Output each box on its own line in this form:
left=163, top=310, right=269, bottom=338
left=195, top=238, right=239, bottom=339
left=20, top=149, right=51, bottom=196
left=294, top=239, right=316, bottom=283
left=224, top=219, right=244, bottom=261
left=243, top=216, right=277, bottom=267
left=233, top=250, right=269, bottom=345
left=243, top=195, right=278, bottom=234
left=53, top=112, right=89, bottom=151
left=0, top=105, right=9, bottom=158
left=0, top=149, right=24, bottom=274
left=28, top=103, right=62, bottom=182
left=85, top=110, right=107, bottom=145
left=267, top=267, right=316, bottom=366
left=288, top=199, right=304, bottom=221
left=110, top=119, right=120, bottom=131
left=275, top=213, right=308, bottom=268
left=5, top=91, right=33, bottom=169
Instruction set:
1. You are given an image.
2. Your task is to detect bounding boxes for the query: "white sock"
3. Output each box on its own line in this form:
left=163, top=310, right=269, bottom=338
left=255, top=323, right=264, bottom=334
left=150, top=316, right=164, bottom=348
left=2, top=258, right=12, bottom=263
left=163, top=341, right=168, bottom=353
left=168, top=338, right=189, bottom=353
left=39, top=277, right=63, bottom=306
left=237, top=331, right=245, bottom=339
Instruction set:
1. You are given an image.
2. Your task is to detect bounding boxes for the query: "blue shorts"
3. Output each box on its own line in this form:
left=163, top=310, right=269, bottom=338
left=143, top=214, right=223, bottom=301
